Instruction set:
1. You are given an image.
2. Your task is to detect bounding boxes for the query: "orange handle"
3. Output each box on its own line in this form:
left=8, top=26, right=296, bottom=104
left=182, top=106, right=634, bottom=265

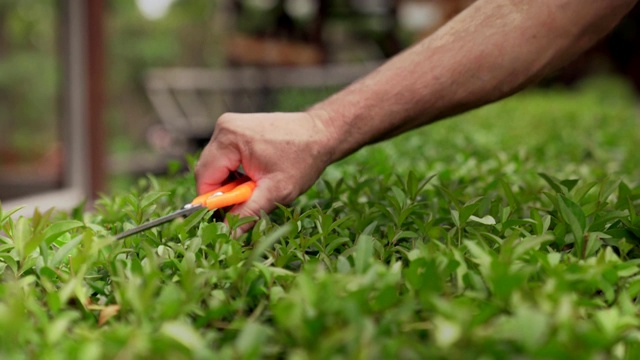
left=191, top=179, right=256, bottom=210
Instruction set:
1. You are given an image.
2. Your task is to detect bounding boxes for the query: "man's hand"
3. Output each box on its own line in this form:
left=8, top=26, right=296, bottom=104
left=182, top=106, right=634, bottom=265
left=195, top=111, right=335, bottom=226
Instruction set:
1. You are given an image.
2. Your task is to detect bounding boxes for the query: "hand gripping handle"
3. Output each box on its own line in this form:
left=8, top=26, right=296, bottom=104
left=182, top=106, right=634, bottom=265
left=191, top=179, right=256, bottom=210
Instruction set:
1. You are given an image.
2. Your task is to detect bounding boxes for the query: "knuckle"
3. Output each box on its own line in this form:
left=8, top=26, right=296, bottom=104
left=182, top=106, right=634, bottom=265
left=243, top=207, right=261, bottom=219
left=214, top=113, right=244, bottom=143
left=215, top=113, right=235, bottom=130
left=272, top=180, right=298, bottom=205
left=232, top=204, right=260, bottom=222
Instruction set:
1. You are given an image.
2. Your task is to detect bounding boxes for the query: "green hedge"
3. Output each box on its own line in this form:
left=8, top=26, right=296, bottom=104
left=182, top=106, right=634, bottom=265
left=2, top=77, right=640, bottom=359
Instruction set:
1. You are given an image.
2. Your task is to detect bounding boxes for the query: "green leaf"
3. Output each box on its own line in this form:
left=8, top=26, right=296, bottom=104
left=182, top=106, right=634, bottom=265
left=227, top=213, right=259, bottom=231
left=468, top=215, right=496, bottom=225
left=559, top=178, right=579, bottom=193
left=404, top=257, right=442, bottom=293
left=0, top=254, right=18, bottom=275
left=160, top=321, right=205, bottom=351
left=584, top=232, right=604, bottom=258
left=616, top=181, right=632, bottom=210
left=451, top=209, right=460, bottom=228
left=459, top=197, right=483, bottom=225
left=433, top=316, right=462, bottom=348
left=511, top=235, right=554, bottom=260
left=38, top=266, right=59, bottom=282
left=178, top=208, right=208, bottom=235
left=336, top=256, right=351, bottom=273
left=598, top=178, right=620, bottom=203
left=234, top=321, right=271, bottom=359
left=558, top=195, right=587, bottom=255
left=499, top=178, right=519, bottom=209
left=325, top=237, right=350, bottom=255
left=493, top=305, right=550, bottom=351
left=0, top=203, right=23, bottom=225
left=354, top=234, right=374, bottom=274
left=50, top=235, right=83, bottom=267
left=437, top=185, right=462, bottom=209
left=539, top=173, right=568, bottom=195
left=464, top=240, right=493, bottom=273
left=246, top=223, right=294, bottom=266
left=140, top=191, right=170, bottom=210
left=572, top=180, right=598, bottom=203
left=46, top=311, right=81, bottom=344
left=14, top=217, right=39, bottom=261
left=43, top=220, right=84, bottom=245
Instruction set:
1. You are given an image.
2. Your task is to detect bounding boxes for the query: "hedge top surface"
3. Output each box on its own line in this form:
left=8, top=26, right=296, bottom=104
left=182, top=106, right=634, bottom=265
left=2, top=77, right=640, bottom=359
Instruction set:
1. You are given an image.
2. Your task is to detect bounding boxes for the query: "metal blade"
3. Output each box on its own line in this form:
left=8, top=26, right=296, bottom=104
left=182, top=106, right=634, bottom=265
left=114, top=205, right=204, bottom=240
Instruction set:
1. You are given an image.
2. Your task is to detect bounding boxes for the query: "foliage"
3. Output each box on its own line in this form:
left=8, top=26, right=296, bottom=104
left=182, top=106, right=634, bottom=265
left=2, top=78, right=640, bottom=358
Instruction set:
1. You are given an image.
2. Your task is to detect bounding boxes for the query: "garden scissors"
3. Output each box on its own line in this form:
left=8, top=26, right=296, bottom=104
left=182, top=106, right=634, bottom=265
left=115, top=177, right=256, bottom=240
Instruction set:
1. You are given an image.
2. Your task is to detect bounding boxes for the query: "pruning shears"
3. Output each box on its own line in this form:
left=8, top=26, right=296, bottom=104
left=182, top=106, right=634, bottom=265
left=115, top=176, right=256, bottom=240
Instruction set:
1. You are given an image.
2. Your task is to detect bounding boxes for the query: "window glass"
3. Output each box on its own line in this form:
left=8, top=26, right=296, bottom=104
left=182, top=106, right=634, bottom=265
left=0, top=0, right=60, bottom=200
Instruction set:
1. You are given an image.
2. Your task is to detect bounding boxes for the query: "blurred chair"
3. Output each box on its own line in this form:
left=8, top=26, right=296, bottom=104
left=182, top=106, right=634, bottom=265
left=143, top=61, right=382, bottom=154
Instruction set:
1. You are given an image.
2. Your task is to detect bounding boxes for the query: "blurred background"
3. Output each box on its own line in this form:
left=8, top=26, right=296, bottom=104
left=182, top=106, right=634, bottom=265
left=0, top=0, right=639, bottom=212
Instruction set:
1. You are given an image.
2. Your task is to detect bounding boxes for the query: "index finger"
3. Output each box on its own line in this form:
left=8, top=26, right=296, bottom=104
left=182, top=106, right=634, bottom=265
left=195, top=140, right=242, bottom=195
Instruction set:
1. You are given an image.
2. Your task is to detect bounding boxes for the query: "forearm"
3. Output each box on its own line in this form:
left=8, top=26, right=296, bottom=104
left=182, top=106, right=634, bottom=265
left=310, top=0, right=637, bottom=163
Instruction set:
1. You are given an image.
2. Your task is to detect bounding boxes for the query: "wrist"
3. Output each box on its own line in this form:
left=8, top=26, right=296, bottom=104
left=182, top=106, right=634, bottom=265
left=306, top=105, right=357, bottom=164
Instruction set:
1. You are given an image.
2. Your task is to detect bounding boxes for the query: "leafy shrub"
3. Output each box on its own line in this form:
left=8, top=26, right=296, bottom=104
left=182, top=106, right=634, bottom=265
left=2, top=77, right=640, bottom=359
